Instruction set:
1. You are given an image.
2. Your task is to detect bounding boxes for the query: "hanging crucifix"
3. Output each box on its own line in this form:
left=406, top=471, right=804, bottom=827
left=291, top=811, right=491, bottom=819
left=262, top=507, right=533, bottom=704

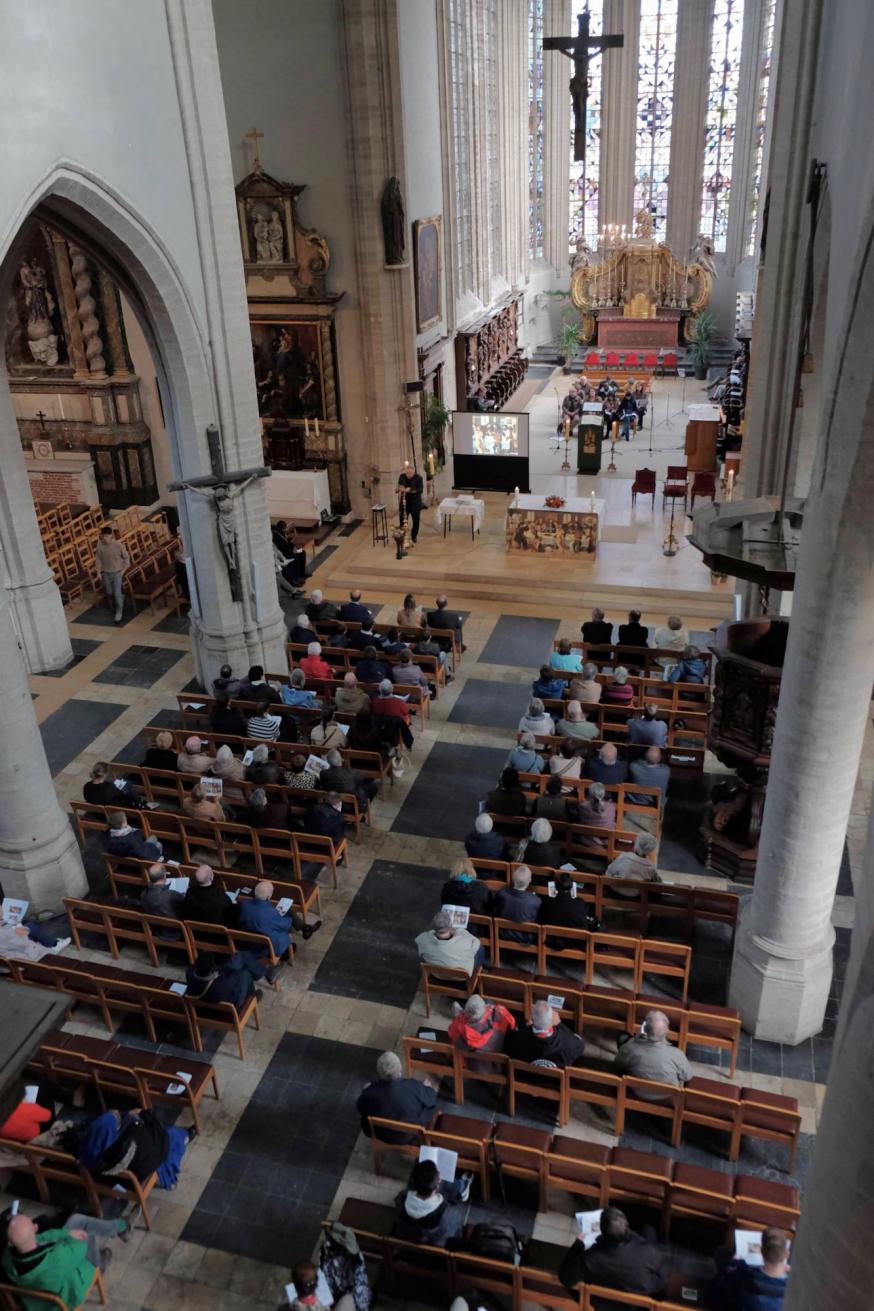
left=543, top=10, right=624, bottom=162
left=168, top=425, right=270, bottom=604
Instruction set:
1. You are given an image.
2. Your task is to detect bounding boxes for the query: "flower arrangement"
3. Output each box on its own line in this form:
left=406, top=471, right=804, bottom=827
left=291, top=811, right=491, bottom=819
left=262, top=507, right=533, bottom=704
left=544, top=495, right=566, bottom=508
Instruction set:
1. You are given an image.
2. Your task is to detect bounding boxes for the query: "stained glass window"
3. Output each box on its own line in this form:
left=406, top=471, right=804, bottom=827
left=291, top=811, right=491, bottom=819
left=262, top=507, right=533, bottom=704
left=483, top=0, right=503, bottom=277
left=529, top=0, right=545, bottom=259
left=568, top=0, right=603, bottom=250
left=448, top=0, right=474, bottom=294
left=633, top=0, right=678, bottom=241
left=746, top=0, right=776, bottom=256
left=701, top=0, right=746, bottom=252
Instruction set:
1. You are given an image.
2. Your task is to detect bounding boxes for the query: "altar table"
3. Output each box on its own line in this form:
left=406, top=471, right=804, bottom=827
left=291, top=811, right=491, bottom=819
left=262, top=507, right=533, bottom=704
left=506, top=494, right=605, bottom=555
left=266, top=468, right=331, bottom=525
left=595, top=309, right=682, bottom=349
left=435, top=496, right=485, bottom=539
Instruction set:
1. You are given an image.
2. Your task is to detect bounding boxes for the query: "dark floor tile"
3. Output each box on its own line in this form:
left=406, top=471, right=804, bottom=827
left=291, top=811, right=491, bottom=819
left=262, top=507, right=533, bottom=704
left=113, top=708, right=182, bottom=764
left=392, top=740, right=509, bottom=840
left=40, top=698, right=128, bottom=775
left=338, top=520, right=363, bottom=537
left=181, top=676, right=203, bottom=693
left=38, top=637, right=103, bottom=677
left=479, top=615, right=561, bottom=668
left=447, top=678, right=531, bottom=730
left=93, top=644, right=185, bottom=689
left=73, top=599, right=142, bottom=627
left=179, top=1210, right=222, bottom=1248
left=196, top=1179, right=231, bottom=1216
left=212, top=1152, right=249, bottom=1184
left=749, top=1039, right=783, bottom=1078
left=151, top=611, right=191, bottom=634
left=812, top=1037, right=833, bottom=1082
left=310, top=858, right=446, bottom=1007
left=311, top=544, right=338, bottom=571
left=779, top=1039, right=815, bottom=1083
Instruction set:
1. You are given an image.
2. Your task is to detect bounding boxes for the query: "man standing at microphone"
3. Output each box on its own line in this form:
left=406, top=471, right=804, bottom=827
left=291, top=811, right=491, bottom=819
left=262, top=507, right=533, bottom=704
left=396, top=460, right=424, bottom=545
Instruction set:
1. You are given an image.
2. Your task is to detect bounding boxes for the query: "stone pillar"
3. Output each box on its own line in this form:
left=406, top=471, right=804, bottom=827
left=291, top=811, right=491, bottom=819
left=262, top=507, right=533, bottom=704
left=48, top=230, right=89, bottom=379
left=542, top=0, right=572, bottom=272
left=599, top=0, right=639, bottom=231
left=97, top=268, right=133, bottom=379
left=68, top=244, right=107, bottom=378
left=724, top=0, right=767, bottom=272
left=338, top=0, right=419, bottom=503
left=0, top=583, right=86, bottom=909
left=665, top=0, right=714, bottom=259
left=728, top=204, right=874, bottom=1046
left=497, top=0, right=528, bottom=292
left=164, top=0, right=288, bottom=686
left=739, top=0, right=822, bottom=501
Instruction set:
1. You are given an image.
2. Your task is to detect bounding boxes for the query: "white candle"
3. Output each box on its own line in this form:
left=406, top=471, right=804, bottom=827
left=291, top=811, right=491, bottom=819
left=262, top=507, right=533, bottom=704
left=314, top=417, right=320, bottom=438
left=726, top=470, right=735, bottom=500
left=305, top=417, right=310, bottom=438
left=590, top=490, right=596, bottom=513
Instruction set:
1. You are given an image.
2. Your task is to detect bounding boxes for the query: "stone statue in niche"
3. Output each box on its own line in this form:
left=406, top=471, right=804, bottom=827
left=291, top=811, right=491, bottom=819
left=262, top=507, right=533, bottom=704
left=266, top=210, right=284, bottom=261
left=690, top=232, right=717, bottom=279
left=19, top=260, right=58, bottom=366
left=381, top=177, right=406, bottom=265
left=252, top=206, right=285, bottom=263
left=253, top=213, right=271, bottom=262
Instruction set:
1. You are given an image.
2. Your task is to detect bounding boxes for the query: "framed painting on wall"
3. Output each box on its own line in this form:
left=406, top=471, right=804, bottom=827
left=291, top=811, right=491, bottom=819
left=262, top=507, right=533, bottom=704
left=251, top=320, right=325, bottom=422
left=413, top=216, right=442, bottom=333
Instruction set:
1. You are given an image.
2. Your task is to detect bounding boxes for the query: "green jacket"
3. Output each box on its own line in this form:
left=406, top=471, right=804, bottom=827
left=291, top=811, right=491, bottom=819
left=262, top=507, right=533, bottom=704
left=1, top=1228, right=94, bottom=1311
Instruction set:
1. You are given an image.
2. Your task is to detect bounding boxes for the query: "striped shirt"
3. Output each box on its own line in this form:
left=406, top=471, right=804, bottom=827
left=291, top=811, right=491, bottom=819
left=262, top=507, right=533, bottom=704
left=246, top=713, right=282, bottom=742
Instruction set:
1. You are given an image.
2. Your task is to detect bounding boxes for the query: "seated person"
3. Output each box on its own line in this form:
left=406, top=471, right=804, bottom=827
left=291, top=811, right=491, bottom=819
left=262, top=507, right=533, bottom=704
left=246, top=742, right=284, bottom=785
left=356, top=645, right=391, bottom=684
left=712, top=1226, right=790, bottom=1310
left=348, top=619, right=387, bottom=652
left=506, top=999, right=583, bottom=1068
left=667, top=644, right=708, bottom=684
left=518, top=697, right=555, bottom=736
left=393, top=1158, right=469, bottom=1248
left=2, top=1212, right=129, bottom=1308
left=568, top=662, right=602, bottom=704
left=309, top=709, right=346, bottom=749
left=605, top=832, right=661, bottom=895
left=105, top=810, right=162, bottom=860
left=486, top=767, right=529, bottom=817
left=581, top=607, right=613, bottom=645
left=577, top=780, right=616, bottom=837
left=653, top=615, right=689, bottom=668
left=141, top=863, right=185, bottom=920
left=425, top=595, right=465, bottom=651
left=247, top=700, right=283, bottom=742
left=440, top=857, right=492, bottom=914
left=305, top=589, right=336, bottom=623
left=588, top=742, right=629, bottom=786
left=237, top=665, right=282, bottom=704
left=304, top=790, right=346, bottom=841
left=185, top=949, right=264, bottom=1006
left=239, top=878, right=320, bottom=952
left=371, top=680, right=414, bottom=749
left=289, top=613, right=316, bottom=646
left=75, top=1105, right=191, bottom=1188
left=392, top=648, right=430, bottom=694
left=83, top=761, right=142, bottom=807
left=508, top=731, right=545, bottom=775
left=559, top=1205, right=668, bottom=1298
left=182, top=863, right=236, bottom=927
left=463, top=813, right=507, bottom=861
left=628, top=746, right=670, bottom=815
left=0, top=920, right=69, bottom=962
left=397, top=592, right=423, bottom=627
left=143, top=729, right=178, bottom=773
left=549, top=638, right=583, bottom=673
left=337, top=589, right=372, bottom=624
left=602, top=666, right=635, bottom=705
left=537, top=870, right=594, bottom=941
left=319, top=747, right=378, bottom=806
left=557, top=700, right=598, bottom=742
left=177, top=735, right=215, bottom=775
left=614, top=1009, right=692, bottom=1094
left=299, top=642, right=333, bottom=680
left=209, top=693, right=246, bottom=739
left=522, top=817, right=563, bottom=868
left=182, top=781, right=226, bottom=823
left=493, top=865, right=540, bottom=942
left=549, top=739, right=583, bottom=780
left=628, top=703, right=668, bottom=747
left=414, top=626, right=450, bottom=675
left=533, top=775, right=579, bottom=821
left=448, top=994, right=515, bottom=1058
left=281, top=668, right=321, bottom=709
left=243, top=787, right=289, bottom=830
left=272, top=521, right=307, bottom=582
left=617, top=390, right=639, bottom=440
left=617, top=609, right=649, bottom=648
left=213, top=664, right=242, bottom=698
left=415, top=910, right=484, bottom=976
left=356, top=1051, right=437, bottom=1141
left=347, top=707, right=399, bottom=759
left=284, top=753, right=319, bottom=790
left=334, top=671, right=370, bottom=715
left=532, top=664, right=565, bottom=700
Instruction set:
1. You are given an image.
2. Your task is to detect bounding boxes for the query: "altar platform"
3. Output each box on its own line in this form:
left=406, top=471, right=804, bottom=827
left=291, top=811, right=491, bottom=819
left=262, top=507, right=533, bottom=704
left=596, top=308, right=682, bottom=348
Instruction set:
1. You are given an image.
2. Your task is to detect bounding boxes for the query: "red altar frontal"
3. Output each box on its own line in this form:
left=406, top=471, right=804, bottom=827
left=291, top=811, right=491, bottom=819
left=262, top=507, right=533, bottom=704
left=595, top=309, right=682, bottom=349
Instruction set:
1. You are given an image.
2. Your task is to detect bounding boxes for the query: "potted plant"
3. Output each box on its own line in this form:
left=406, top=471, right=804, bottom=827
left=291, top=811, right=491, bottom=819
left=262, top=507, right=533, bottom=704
left=421, top=392, right=450, bottom=471
left=558, top=315, right=582, bottom=371
left=689, top=309, right=715, bottom=380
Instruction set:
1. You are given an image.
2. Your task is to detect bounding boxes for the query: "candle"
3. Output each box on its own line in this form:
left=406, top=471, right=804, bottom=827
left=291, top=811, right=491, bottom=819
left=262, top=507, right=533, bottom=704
left=590, top=490, right=596, bottom=513
left=513, top=485, right=519, bottom=507
left=428, top=450, right=435, bottom=476
left=305, top=417, right=310, bottom=438
left=726, top=470, right=735, bottom=500
left=314, top=417, right=320, bottom=438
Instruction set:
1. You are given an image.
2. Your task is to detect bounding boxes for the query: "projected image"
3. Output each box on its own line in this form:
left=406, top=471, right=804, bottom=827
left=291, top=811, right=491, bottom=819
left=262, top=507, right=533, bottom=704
left=471, top=414, right=520, bottom=455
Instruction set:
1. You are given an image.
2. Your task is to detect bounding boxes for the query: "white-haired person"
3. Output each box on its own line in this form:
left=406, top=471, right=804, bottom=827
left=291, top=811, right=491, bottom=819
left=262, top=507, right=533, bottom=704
left=602, top=665, right=635, bottom=706
left=281, top=667, right=321, bottom=709
left=581, top=607, right=613, bottom=646
left=305, top=588, right=336, bottom=623
left=448, top=994, right=516, bottom=1063
left=518, top=697, right=555, bottom=735
left=355, top=1052, right=438, bottom=1141
left=288, top=612, right=315, bottom=646
left=652, top=615, right=689, bottom=671
left=568, top=662, right=602, bottom=704
left=415, top=910, right=485, bottom=976
left=299, top=641, right=333, bottom=680
left=507, top=731, right=545, bottom=775
left=463, top=812, right=507, bottom=860
left=506, top=999, right=584, bottom=1068
left=606, top=832, right=661, bottom=896
left=521, top=817, right=563, bottom=868
left=615, top=1009, right=692, bottom=1095
left=492, top=865, right=540, bottom=943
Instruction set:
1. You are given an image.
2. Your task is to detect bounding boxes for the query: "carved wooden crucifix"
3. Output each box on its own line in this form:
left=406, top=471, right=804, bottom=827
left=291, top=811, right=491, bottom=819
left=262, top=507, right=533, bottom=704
left=543, top=10, right=624, bottom=163
left=168, top=425, right=270, bottom=604
left=245, top=126, right=264, bottom=171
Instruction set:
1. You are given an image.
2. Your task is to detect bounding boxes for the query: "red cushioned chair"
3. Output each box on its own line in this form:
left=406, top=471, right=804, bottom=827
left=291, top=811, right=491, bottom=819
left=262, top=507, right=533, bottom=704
left=690, top=472, right=717, bottom=508
left=643, top=352, right=658, bottom=369
left=605, top=351, right=619, bottom=368
left=663, top=464, right=688, bottom=510
left=631, top=468, right=656, bottom=508
left=585, top=351, right=600, bottom=367
left=625, top=352, right=639, bottom=368
left=663, top=351, right=678, bottom=374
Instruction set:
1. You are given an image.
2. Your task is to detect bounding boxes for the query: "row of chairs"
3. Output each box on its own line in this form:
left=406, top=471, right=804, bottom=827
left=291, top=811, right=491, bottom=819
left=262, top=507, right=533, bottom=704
left=71, top=799, right=348, bottom=889
left=287, top=641, right=446, bottom=691
left=544, top=669, right=711, bottom=714
left=485, top=811, right=660, bottom=867
left=103, top=852, right=322, bottom=922
left=560, top=641, right=714, bottom=681
left=629, top=467, right=717, bottom=512
left=1, top=953, right=261, bottom=1060
left=180, top=679, right=430, bottom=731
left=30, top=1029, right=220, bottom=1135
left=583, top=350, right=679, bottom=372
left=37, top=503, right=104, bottom=554
left=524, top=730, right=705, bottom=775
left=124, top=539, right=183, bottom=616
left=423, top=917, right=692, bottom=1008
left=310, top=616, right=462, bottom=669
left=505, top=776, right=663, bottom=830
left=470, top=349, right=529, bottom=410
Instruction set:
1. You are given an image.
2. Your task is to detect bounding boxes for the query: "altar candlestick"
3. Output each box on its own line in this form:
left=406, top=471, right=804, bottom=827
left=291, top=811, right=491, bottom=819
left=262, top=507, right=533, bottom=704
left=726, top=469, right=735, bottom=500
left=314, top=417, right=320, bottom=438
left=428, top=450, right=435, bottom=476
left=305, top=417, right=310, bottom=438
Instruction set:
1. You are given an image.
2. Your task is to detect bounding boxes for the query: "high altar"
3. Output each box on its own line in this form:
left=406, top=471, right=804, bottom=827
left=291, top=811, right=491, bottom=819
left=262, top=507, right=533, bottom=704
left=570, top=215, right=714, bottom=349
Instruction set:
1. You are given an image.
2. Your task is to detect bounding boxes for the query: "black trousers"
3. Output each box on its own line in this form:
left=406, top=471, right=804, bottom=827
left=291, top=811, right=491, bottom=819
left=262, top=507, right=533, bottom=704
left=408, top=506, right=421, bottom=541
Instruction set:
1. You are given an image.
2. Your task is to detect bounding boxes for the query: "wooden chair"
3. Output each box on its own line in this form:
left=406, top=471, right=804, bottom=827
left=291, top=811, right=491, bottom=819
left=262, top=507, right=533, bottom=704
left=545, top=1135, right=610, bottom=1208
left=631, top=468, right=656, bottom=508
left=419, top=963, right=476, bottom=1017
left=689, top=471, right=717, bottom=507
left=732, top=1087, right=802, bottom=1171
left=0, top=1272, right=106, bottom=1309
left=493, top=1121, right=553, bottom=1210
left=662, top=465, right=688, bottom=511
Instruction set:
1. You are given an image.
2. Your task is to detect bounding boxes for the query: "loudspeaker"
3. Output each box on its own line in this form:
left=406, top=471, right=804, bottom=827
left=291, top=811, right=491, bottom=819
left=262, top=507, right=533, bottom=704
left=404, top=380, right=425, bottom=394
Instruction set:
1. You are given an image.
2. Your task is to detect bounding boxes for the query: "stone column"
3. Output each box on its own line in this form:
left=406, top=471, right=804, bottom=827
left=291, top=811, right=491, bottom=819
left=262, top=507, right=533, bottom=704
left=338, top=0, right=419, bottom=503
left=739, top=0, right=822, bottom=501
left=665, top=0, right=714, bottom=259
left=97, top=269, right=133, bottom=379
left=497, top=0, right=528, bottom=292
left=724, top=0, right=767, bottom=272
left=68, top=244, right=107, bottom=377
left=0, top=583, right=86, bottom=908
left=542, top=0, right=572, bottom=273
left=48, top=231, right=89, bottom=379
left=599, top=0, right=639, bottom=231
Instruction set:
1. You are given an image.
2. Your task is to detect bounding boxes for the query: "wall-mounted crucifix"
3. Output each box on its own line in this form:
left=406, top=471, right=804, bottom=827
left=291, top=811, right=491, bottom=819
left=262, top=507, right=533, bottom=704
left=168, top=425, right=270, bottom=604
left=543, top=10, right=624, bottom=162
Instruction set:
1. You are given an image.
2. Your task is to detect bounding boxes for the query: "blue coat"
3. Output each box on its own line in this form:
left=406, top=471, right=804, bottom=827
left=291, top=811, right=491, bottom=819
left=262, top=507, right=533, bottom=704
left=239, top=897, right=293, bottom=957
left=464, top=830, right=507, bottom=860
left=712, top=1260, right=788, bottom=1311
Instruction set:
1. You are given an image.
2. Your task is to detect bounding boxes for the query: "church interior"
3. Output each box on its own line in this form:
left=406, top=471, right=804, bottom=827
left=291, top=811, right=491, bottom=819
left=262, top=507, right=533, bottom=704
left=0, top=2, right=870, bottom=1310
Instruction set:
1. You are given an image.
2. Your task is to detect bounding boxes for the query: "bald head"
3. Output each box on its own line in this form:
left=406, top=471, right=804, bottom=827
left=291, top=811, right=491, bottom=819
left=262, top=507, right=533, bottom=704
left=644, top=746, right=663, bottom=766
left=194, top=864, right=214, bottom=887
left=343, top=671, right=358, bottom=687
left=254, top=880, right=273, bottom=901
left=643, top=1010, right=669, bottom=1039
left=599, top=743, right=618, bottom=764
left=6, top=1214, right=38, bottom=1253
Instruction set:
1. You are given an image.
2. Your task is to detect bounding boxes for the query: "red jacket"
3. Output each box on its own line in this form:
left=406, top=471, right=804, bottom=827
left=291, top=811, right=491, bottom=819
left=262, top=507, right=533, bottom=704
left=372, top=696, right=411, bottom=725
left=448, top=1003, right=516, bottom=1052
left=300, top=655, right=333, bottom=679
left=0, top=1098, right=51, bottom=1142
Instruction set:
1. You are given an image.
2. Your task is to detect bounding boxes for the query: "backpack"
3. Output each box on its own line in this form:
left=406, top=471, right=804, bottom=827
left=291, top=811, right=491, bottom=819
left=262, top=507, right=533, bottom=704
left=468, top=1221, right=523, bottom=1264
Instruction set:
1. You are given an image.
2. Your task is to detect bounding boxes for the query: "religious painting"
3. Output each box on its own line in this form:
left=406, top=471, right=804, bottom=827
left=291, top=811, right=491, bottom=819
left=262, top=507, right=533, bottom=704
left=251, top=320, right=324, bottom=422
left=413, top=216, right=442, bottom=332
left=506, top=509, right=597, bottom=554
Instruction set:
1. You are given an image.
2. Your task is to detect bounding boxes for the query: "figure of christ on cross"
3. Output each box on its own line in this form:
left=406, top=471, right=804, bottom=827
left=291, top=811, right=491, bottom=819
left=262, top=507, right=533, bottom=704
left=543, top=10, right=624, bottom=163
left=168, top=424, right=270, bottom=604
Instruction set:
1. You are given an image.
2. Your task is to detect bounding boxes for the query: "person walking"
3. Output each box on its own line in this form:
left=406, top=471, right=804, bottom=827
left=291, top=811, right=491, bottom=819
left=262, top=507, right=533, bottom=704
left=94, top=526, right=131, bottom=623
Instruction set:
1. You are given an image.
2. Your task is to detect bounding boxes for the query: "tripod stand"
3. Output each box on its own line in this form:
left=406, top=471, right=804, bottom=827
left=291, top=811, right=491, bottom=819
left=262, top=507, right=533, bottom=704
left=670, top=368, right=689, bottom=419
